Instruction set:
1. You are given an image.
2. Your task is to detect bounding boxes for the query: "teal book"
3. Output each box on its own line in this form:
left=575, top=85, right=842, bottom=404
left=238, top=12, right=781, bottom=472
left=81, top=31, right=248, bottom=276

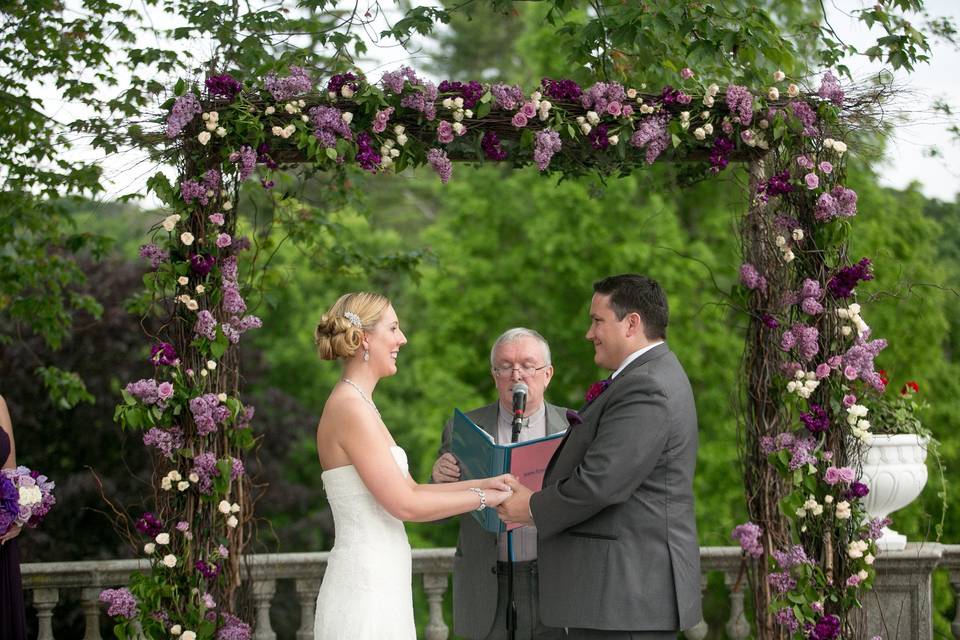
left=451, top=408, right=565, bottom=533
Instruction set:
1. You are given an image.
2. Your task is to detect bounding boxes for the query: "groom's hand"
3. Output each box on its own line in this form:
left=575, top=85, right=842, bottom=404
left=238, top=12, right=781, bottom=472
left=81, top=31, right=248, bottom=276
left=431, top=453, right=461, bottom=483
left=496, top=477, right=533, bottom=526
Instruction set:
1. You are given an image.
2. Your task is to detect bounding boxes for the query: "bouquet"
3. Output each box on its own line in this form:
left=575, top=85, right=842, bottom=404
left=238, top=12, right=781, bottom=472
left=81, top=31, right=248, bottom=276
left=0, top=466, right=56, bottom=536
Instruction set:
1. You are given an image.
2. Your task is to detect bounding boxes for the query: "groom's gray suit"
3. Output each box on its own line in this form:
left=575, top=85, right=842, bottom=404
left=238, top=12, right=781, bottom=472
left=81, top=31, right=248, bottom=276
left=531, top=343, right=702, bottom=634
left=438, top=402, right=569, bottom=639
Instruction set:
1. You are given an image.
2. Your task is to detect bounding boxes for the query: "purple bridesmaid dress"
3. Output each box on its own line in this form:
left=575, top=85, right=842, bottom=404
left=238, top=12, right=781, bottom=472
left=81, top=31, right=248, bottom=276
left=0, top=428, right=26, bottom=640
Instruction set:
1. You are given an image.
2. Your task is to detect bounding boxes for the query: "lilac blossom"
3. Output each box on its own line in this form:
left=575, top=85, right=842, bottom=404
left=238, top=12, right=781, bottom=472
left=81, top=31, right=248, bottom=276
left=229, top=145, right=257, bottom=181
left=725, top=85, right=754, bottom=125
left=400, top=81, right=438, bottom=120
left=841, top=336, right=888, bottom=390
left=427, top=148, right=452, bottom=184
left=481, top=130, right=508, bottom=161
left=195, top=309, right=218, bottom=340
left=731, top=521, right=763, bottom=558
left=309, top=106, right=353, bottom=148
left=630, top=114, right=670, bottom=164
left=541, top=78, right=582, bottom=102
left=709, top=136, right=735, bottom=173
left=138, top=243, right=169, bottom=269
left=143, top=427, right=185, bottom=458
left=221, top=315, right=263, bottom=344
left=380, top=66, right=421, bottom=94
left=166, top=93, right=201, bottom=138
left=864, top=517, right=891, bottom=541
left=100, top=588, right=139, bottom=619
left=772, top=545, right=810, bottom=569
left=533, top=129, right=562, bottom=171
left=799, top=279, right=823, bottom=315
left=810, top=614, right=841, bottom=640
left=739, top=263, right=767, bottom=292
left=800, top=403, right=829, bottom=434
left=190, top=453, right=245, bottom=494
left=150, top=342, right=179, bottom=367
left=774, top=607, right=800, bottom=633
left=264, top=66, right=312, bottom=101
left=355, top=132, right=381, bottom=173
left=824, top=466, right=855, bottom=485
left=218, top=613, right=252, bottom=640
left=587, top=123, right=610, bottom=150
left=205, top=74, right=242, bottom=99
left=491, top=84, right=524, bottom=110
left=190, top=394, right=230, bottom=436
left=780, top=324, right=819, bottom=361
left=581, top=82, right=627, bottom=115
left=818, top=71, right=844, bottom=106
left=828, top=257, right=873, bottom=298
left=438, top=80, right=484, bottom=109
left=790, top=100, right=818, bottom=136
left=767, top=571, right=796, bottom=594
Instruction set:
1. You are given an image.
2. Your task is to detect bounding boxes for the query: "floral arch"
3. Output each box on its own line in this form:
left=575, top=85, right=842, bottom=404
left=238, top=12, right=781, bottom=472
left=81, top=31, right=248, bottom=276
left=107, top=63, right=890, bottom=640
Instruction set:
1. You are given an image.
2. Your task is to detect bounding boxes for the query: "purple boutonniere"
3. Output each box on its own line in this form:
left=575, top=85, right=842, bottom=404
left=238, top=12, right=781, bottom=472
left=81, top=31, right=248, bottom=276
left=565, top=409, right=583, bottom=426
left=584, top=379, right=611, bottom=404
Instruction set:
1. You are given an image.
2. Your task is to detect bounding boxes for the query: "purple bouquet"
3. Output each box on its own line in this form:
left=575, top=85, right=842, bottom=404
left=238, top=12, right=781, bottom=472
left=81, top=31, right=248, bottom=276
left=0, top=466, right=56, bottom=536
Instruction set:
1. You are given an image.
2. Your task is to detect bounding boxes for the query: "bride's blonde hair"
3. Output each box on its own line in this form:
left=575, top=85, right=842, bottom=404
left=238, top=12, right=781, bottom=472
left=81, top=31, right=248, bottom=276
left=315, top=292, right=391, bottom=360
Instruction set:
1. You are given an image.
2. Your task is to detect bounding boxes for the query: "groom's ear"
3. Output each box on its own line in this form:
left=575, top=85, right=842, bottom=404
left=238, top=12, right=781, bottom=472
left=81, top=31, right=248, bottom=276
left=625, top=312, right=644, bottom=337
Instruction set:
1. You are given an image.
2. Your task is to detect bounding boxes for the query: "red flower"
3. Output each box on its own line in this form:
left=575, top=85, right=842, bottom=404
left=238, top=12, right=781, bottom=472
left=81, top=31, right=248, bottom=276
left=584, top=379, right=611, bottom=404
left=878, top=369, right=889, bottom=386
left=901, top=381, right=919, bottom=395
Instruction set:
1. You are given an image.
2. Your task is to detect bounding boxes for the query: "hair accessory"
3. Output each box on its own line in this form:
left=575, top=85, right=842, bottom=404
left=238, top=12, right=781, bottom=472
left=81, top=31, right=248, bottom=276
left=343, top=311, right=362, bottom=328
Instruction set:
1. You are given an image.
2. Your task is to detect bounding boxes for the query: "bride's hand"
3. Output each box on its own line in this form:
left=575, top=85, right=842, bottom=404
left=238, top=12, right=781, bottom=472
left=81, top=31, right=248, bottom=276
left=483, top=488, right=514, bottom=508
left=480, top=474, right=515, bottom=492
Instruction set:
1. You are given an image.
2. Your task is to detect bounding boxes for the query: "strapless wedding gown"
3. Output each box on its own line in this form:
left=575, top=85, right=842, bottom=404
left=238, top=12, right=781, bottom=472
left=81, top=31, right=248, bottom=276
left=314, top=446, right=416, bottom=639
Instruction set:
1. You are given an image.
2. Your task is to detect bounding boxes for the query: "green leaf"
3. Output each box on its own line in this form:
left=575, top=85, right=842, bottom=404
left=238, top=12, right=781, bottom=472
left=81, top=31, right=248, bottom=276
left=325, top=147, right=338, bottom=161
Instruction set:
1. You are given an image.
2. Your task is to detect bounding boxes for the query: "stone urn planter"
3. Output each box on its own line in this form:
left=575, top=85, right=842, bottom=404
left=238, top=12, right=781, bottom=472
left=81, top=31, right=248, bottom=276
left=859, top=433, right=929, bottom=551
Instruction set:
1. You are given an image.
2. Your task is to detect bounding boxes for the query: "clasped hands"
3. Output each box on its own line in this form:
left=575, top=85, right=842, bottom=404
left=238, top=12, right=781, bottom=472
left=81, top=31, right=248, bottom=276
left=433, top=454, right=533, bottom=525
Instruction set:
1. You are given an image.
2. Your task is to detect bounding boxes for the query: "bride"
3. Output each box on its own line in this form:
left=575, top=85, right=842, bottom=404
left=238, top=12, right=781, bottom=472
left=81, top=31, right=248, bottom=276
left=313, top=292, right=514, bottom=639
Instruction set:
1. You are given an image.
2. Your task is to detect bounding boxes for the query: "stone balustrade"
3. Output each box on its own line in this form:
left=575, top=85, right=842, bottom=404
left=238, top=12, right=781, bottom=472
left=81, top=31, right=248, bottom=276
left=20, top=544, right=960, bottom=639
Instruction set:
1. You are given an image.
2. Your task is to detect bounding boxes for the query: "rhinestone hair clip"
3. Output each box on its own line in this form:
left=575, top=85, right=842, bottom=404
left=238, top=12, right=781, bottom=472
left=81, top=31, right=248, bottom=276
left=343, top=311, right=362, bottom=328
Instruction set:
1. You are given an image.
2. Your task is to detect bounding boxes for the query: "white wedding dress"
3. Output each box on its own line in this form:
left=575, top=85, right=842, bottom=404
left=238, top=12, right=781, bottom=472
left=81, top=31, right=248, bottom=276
left=314, top=445, right=416, bottom=639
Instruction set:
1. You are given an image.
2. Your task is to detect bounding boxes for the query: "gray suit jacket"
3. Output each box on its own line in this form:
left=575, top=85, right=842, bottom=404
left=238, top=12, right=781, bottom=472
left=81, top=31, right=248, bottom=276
left=438, top=402, right=570, bottom=639
left=531, top=343, right=702, bottom=631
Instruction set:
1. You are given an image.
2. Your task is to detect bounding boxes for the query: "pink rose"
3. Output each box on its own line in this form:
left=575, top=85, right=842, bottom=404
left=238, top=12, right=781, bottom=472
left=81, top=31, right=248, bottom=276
left=804, top=172, right=819, bottom=190
left=621, top=104, right=634, bottom=117
left=208, top=213, right=224, bottom=226
left=216, top=233, right=232, bottom=248
left=680, top=67, right=694, bottom=79
left=815, top=363, right=831, bottom=379
left=511, top=112, right=528, bottom=128
left=606, top=101, right=622, bottom=117
left=843, top=365, right=858, bottom=381
left=842, top=394, right=857, bottom=407
left=157, top=382, right=174, bottom=400
left=437, top=120, right=454, bottom=144
left=521, top=102, right=537, bottom=118
left=818, top=161, right=833, bottom=174
left=796, top=155, right=814, bottom=170
left=827, top=355, right=842, bottom=368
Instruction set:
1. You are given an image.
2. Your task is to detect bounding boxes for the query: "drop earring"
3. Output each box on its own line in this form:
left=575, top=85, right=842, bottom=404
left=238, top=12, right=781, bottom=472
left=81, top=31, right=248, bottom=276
left=363, top=349, right=370, bottom=362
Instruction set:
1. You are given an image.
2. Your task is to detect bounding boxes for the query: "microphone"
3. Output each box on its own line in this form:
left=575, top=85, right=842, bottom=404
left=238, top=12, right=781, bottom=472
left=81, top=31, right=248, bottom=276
left=510, top=382, right=528, bottom=443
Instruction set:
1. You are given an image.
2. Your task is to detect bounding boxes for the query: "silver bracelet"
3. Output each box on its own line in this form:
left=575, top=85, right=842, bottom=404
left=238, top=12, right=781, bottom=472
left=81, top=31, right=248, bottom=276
left=469, top=487, right=486, bottom=511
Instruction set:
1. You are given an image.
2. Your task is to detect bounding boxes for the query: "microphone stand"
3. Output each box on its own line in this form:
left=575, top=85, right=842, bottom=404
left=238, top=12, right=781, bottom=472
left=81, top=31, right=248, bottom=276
left=506, top=412, right=526, bottom=640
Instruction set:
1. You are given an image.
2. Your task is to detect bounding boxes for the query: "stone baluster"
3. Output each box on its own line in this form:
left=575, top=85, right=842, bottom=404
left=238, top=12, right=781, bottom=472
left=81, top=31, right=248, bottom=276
left=422, top=572, right=449, bottom=640
left=724, top=571, right=751, bottom=640
left=251, top=579, right=277, bottom=640
left=33, top=587, right=60, bottom=640
left=80, top=587, right=104, bottom=640
left=683, top=573, right=709, bottom=640
left=294, top=578, right=320, bottom=640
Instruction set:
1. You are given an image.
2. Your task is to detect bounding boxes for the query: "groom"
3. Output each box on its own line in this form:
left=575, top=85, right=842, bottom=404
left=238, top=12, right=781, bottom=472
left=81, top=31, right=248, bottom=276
left=497, top=274, right=702, bottom=639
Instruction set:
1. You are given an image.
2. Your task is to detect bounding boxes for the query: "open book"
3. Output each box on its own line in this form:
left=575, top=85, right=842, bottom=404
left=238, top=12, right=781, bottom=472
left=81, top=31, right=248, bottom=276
left=451, top=408, right=565, bottom=532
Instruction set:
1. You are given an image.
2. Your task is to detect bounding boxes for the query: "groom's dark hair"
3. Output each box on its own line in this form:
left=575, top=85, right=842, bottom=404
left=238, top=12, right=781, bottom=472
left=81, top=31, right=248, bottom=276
left=593, top=274, right=668, bottom=340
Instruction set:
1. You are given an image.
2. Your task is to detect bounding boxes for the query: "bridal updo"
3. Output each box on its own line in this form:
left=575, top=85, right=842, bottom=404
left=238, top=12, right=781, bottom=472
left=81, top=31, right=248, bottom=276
left=315, top=292, right=390, bottom=360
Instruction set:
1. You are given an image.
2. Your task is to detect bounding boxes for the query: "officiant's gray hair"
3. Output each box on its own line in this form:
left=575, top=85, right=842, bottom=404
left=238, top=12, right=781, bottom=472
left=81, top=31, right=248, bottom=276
left=489, top=328, right=552, bottom=368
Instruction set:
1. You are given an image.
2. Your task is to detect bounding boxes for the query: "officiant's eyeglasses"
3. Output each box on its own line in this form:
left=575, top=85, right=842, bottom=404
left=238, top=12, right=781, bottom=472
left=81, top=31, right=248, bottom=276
left=492, top=363, right=549, bottom=378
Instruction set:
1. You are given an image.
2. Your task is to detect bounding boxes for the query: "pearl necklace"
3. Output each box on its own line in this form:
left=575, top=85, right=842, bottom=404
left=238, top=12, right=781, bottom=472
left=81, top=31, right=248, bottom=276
left=342, top=378, right=380, bottom=418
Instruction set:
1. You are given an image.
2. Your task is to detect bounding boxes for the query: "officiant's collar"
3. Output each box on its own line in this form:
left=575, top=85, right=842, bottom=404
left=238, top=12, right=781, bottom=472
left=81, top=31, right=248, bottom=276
left=611, top=341, right=664, bottom=379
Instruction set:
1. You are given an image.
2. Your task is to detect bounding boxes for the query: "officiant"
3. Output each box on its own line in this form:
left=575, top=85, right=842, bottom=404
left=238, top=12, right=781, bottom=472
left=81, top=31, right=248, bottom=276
left=431, top=327, right=569, bottom=640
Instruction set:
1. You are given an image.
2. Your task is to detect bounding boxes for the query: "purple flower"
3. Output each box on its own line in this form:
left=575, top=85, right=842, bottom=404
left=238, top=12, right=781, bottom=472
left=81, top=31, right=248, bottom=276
left=229, top=145, right=256, bottom=182
left=680, top=67, right=694, bottom=79
left=846, top=481, right=870, bottom=500
left=533, top=129, right=562, bottom=172
left=841, top=336, right=888, bottom=390
left=630, top=113, right=670, bottom=164
left=864, top=516, right=891, bottom=541
left=810, top=614, right=841, bottom=640
left=436, top=120, right=455, bottom=144
left=400, top=80, right=438, bottom=120
left=731, top=521, right=763, bottom=558
left=584, top=379, right=611, bottom=404
left=815, top=363, right=831, bottom=379
left=438, top=80, right=484, bottom=109
left=774, top=607, right=800, bottom=633
left=739, top=263, right=767, bottom=292
left=587, top=123, right=610, bottom=150
left=582, top=81, right=627, bottom=115
left=264, top=66, right=312, bottom=101
left=796, top=154, right=815, bottom=170
left=767, top=570, right=796, bottom=594
left=0, top=475, right=19, bottom=535
left=540, top=78, right=582, bottom=102
left=99, top=588, right=139, bottom=619
left=209, top=213, right=225, bottom=226
left=309, top=106, right=353, bottom=148
left=195, top=559, right=221, bottom=580
left=150, top=343, right=179, bottom=367
left=725, top=84, right=754, bottom=125
left=206, top=74, right=242, bottom=99
left=819, top=161, right=834, bottom=174
left=511, top=111, right=528, bottom=128
left=327, top=72, right=359, bottom=96
left=491, top=84, right=525, bottom=110
left=780, top=324, right=819, bottom=361
left=427, top=148, right=452, bottom=184
left=790, top=100, right=818, bottom=136
left=135, top=512, right=163, bottom=537
left=800, top=403, right=830, bottom=433
left=216, top=233, right=232, bottom=249
left=354, top=132, right=381, bottom=173
left=138, top=243, right=169, bottom=269
left=565, top=409, right=582, bottom=426
left=166, top=93, right=201, bottom=138
left=824, top=466, right=855, bottom=485
left=190, top=453, right=244, bottom=494
left=772, top=544, right=810, bottom=569
left=818, top=71, right=844, bottom=106
left=143, top=427, right=185, bottom=458
left=762, top=314, right=780, bottom=329
left=191, top=254, right=216, bottom=277
left=708, top=136, right=735, bottom=174
left=380, top=66, right=421, bottom=94
left=217, top=613, right=252, bottom=640
left=372, top=107, right=394, bottom=133
left=804, top=172, right=820, bottom=190
left=846, top=573, right=863, bottom=587
left=157, top=382, right=174, bottom=400
left=481, top=130, right=508, bottom=161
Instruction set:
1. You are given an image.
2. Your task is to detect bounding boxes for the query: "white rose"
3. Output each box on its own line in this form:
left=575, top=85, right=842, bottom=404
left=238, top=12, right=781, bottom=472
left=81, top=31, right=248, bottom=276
left=626, top=88, right=637, bottom=99
left=835, top=501, right=851, bottom=519
left=180, top=232, right=194, bottom=246
left=452, top=122, right=465, bottom=135
left=162, top=554, right=177, bottom=568
left=341, top=112, right=354, bottom=124
left=170, top=625, right=182, bottom=636
left=393, top=124, right=405, bottom=135
left=775, top=235, right=786, bottom=247
left=177, top=276, right=189, bottom=286
left=848, top=303, right=861, bottom=314
left=389, top=148, right=399, bottom=158
left=795, top=507, right=806, bottom=518
left=155, top=533, right=170, bottom=545
left=202, top=112, right=210, bottom=121
left=833, top=141, right=848, bottom=155
left=341, top=85, right=354, bottom=98
left=396, top=134, right=408, bottom=146
left=768, top=87, right=780, bottom=101
left=441, top=97, right=454, bottom=109
left=161, top=477, right=172, bottom=490
left=586, top=111, right=600, bottom=126
left=841, top=326, right=852, bottom=336
left=230, top=502, right=241, bottom=513
left=181, top=632, right=196, bottom=640
left=217, top=392, right=228, bottom=402
left=177, top=480, right=190, bottom=491
left=205, top=121, right=217, bottom=132
left=464, top=109, right=473, bottom=119
left=380, top=156, right=393, bottom=168
left=823, top=138, right=835, bottom=149
left=773, top=70, right=786, bottom=82
left=707, top=83, right=719, bottom=96
left=607, top=135, right=619, bottom=146
left=222, top=200, right=232, bottom=210
left=452, top=110, right=464, bottom=122
left=759, top=119, right=769, bottom=129
left=579, top=123, right=592, bottom=135
left=783, top=249, right=795, bottom=262
left=200, top=369, right=208, bottom=377
left=703, top=123, right=713, bottom=135
left=144, top=542, right=156, bottom=554
left=169, top=470, right=181, bottom=481
left=227, top=515, right=239, bottom=528
left=679, top=111, right=690, bottom=122
left=162, top=214, right=181, bottom=232
left=787, top=83, right=799, bottom=98
left=792, top=229, right=804, bottom=241
left=219, top=500, right=232, bottom=514
left=703, top=95, right=714, bottom=107
left=185, top=299, right=198, bottom=311
left=301, top=114, right=309, bottom=122
left=195, top=285, right=205, bottom=294
left=271, top=126, right=283, bottom=136
left=298, top=99, right=305, bottom=107
left=864, top=553, right=875, bottom=565
left=284, top=102, right=297, bottom=114
left=786, top=381, right=798, bottom=393
left=264, top=106, right=276, bottom=115
left=206, top=360, right=217, bottom=370
left=189, top=472, right=199, bottom=483
left=197, top=131, right=211, bottom=145
left=858, top=569, right=869, bottom=580
left=693, top=127, right=706, bottom=141
left=208, top=111, right=219, bottom=122
left=824, top=494, right=834, bottom=504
